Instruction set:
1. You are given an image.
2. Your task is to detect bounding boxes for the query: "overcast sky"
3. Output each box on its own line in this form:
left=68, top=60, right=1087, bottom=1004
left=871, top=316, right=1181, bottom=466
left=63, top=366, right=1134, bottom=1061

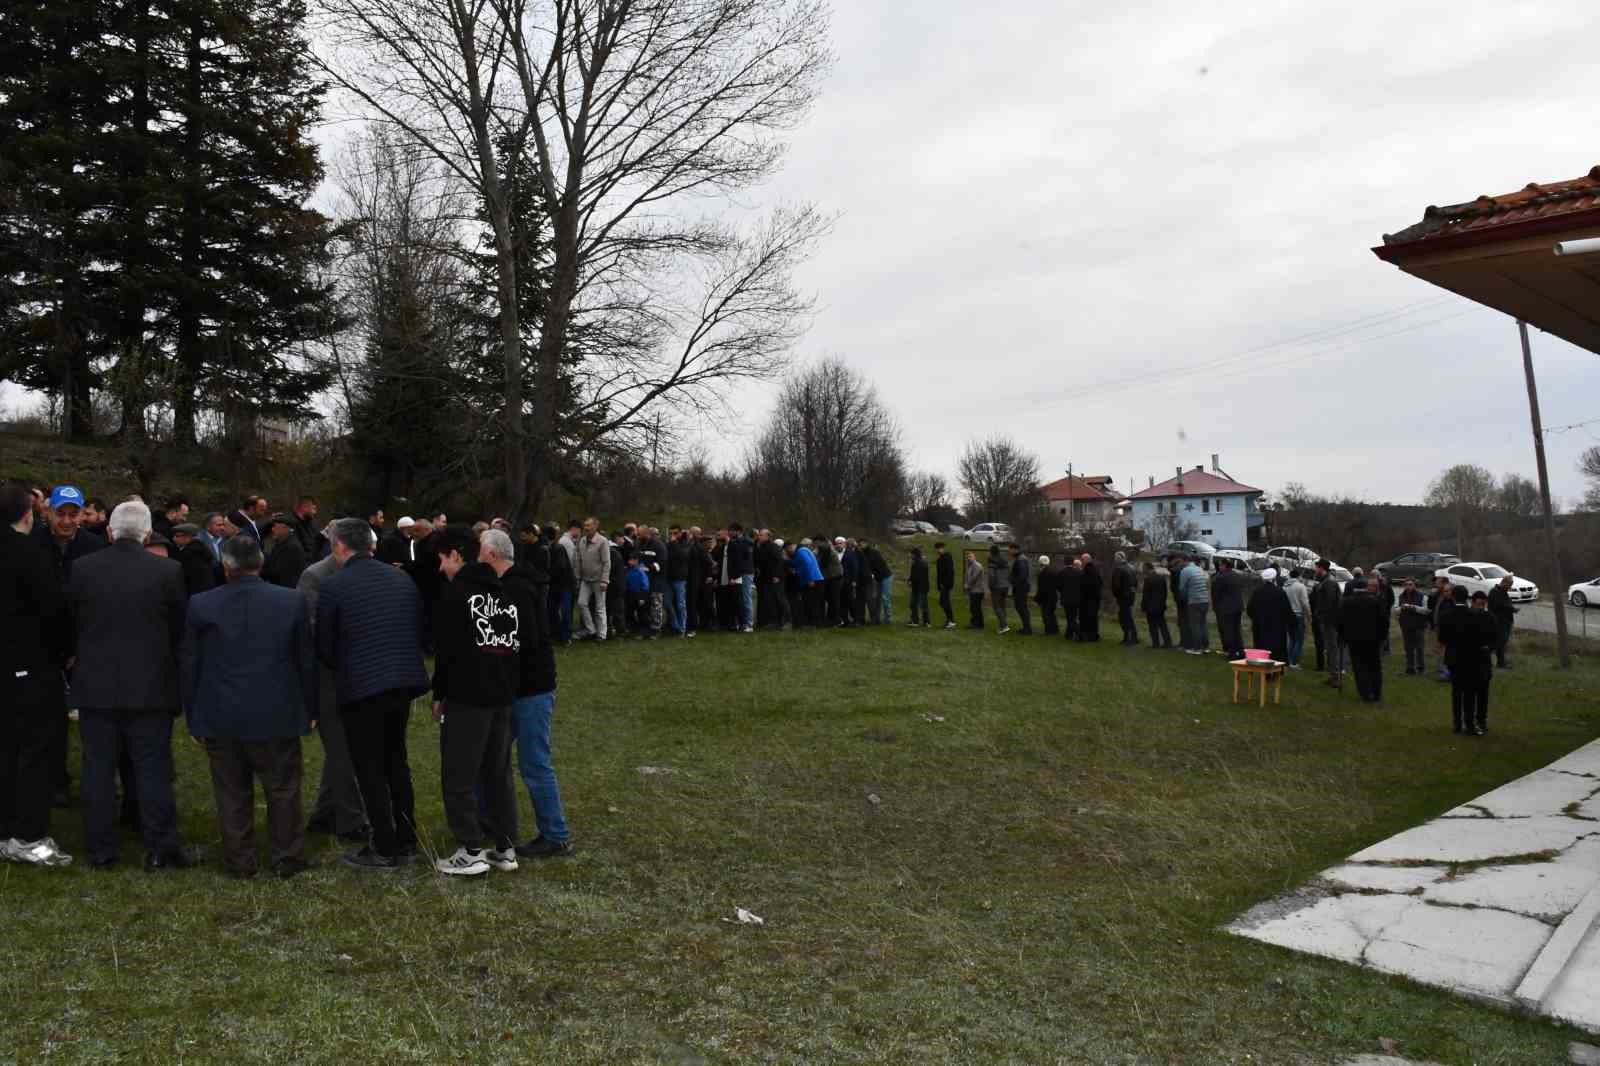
left=691, top=0, right=1600, bottom=506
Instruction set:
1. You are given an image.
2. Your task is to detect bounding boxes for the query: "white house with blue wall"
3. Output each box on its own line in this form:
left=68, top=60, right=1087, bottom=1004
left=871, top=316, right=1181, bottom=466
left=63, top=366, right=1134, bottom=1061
left=1128, top=466, right=1263, bottom=548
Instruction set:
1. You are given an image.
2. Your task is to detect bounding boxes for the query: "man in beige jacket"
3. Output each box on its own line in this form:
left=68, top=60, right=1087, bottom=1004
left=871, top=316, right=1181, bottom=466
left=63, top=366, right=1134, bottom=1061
left=574, top=517, right=612, bottom=641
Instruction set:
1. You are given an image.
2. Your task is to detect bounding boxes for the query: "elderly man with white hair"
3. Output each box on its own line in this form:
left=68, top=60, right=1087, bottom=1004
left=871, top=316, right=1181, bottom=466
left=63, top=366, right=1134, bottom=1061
left=66, top=499, right=198, bottom=871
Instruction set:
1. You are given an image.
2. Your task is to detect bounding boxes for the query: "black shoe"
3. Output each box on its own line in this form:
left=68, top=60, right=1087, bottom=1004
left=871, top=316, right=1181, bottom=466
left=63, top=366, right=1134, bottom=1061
left=305, top=818, right=335, bottom=835
left=274, top=856, right=314, bottom=879
left=1471, top=726, right=1486, bottom=736
left=514, top=836, right=573, bottom=859
left=393, top=844, right=420, bottom=865
left=144, top=845, right=203, bottom=871
left=226, top=866, right=258, bottom=881
left=90, top=857, right=118, bottom=872
left=336, top=828, right=370, bottom=845
left=341, top=846, right=398, bottom=870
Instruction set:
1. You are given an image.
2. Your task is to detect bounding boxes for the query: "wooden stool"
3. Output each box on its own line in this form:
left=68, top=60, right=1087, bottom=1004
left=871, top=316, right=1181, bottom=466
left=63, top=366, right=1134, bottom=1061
left=1231, top=659, right=1285, bottom=707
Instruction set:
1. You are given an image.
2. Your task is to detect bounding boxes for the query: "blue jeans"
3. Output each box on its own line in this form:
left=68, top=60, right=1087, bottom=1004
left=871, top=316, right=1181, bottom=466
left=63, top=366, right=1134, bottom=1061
left=512, top=691, right=568, bottom=843
left=740, top=574, right=754, bottom=628
left=668, top=580, right=687, bottom=634
left=549, top=589, right=573, bottom=643
left=879, top=576, right=894, bottom=623
left=1287, top=614, right=1305, bottom=666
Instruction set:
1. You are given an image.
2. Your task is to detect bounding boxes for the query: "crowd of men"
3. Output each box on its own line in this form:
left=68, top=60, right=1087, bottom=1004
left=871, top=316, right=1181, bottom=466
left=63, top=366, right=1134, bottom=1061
left=1, top=483, right=567, bottom=876
left=0, top=479, right=1516, bottom=873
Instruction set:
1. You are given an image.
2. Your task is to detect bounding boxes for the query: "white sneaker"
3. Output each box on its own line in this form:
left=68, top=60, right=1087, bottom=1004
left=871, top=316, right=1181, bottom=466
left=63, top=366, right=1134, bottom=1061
left=0, top=838, right=19, bottom=861
left=485, top=846, right=519, bottom=872
left=436, top=847, right=490, bottom=876
left=740, top=625, right=754, bottom=633
left=998, top=627, right=1011, bottom=635
left=11, top=837, right=72, bottom=867
left=944, top=622, right=957, bottom=630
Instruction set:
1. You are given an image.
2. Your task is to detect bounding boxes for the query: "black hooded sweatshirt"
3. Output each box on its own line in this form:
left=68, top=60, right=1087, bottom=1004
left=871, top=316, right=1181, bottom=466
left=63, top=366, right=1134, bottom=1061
left=498, top=563, right=557, bottom=697
left=432, top=561, right=520, bottom=707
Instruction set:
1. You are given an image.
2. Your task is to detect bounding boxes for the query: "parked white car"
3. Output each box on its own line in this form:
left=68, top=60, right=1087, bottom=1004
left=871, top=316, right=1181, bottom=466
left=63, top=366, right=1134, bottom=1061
left=1266, top=545, right=1320, bottom=568
left=1569, top=576, right=1600, bottom=608
left=1436, top=562, right=1539, bottom=603
left=964, top=522, right=1015, bottom=545
left=1213, top=549, right=1271, bottom=573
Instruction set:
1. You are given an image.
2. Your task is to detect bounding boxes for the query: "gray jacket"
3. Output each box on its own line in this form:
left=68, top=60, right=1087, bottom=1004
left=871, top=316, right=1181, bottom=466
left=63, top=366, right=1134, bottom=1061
left=986, top=552, right=1011, bottom=593
left=574, top=533, right=612, bottom=584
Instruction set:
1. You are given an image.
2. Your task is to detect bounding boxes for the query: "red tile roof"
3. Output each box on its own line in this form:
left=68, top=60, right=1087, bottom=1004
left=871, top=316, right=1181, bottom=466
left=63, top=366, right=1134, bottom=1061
left=1040, top=475, right=1118, bottom=501
left=1379, top=165, right=1600, bottom=251
left=1128, top=470, right=1260, bottom=500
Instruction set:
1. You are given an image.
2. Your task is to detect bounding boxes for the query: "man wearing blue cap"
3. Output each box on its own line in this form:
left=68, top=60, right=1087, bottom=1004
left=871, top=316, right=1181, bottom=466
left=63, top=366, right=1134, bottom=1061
left=31, top=484, right=106, bottom=806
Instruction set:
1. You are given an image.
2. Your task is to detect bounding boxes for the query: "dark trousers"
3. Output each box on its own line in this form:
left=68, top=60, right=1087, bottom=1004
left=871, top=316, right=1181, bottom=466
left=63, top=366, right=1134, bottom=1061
left=1079, top=602, right=1100, bottom=641
left=1311, top=616, right=1326, bottom=670
left=1039, top=592, right=1058, bottom=635
left=786, top=589, right=805, bottom=627
left=440, top=703, right=517, bottom=851
left=0, top=675, right=57, bottom=843
left=203, top=737, right=304, bottom=875
left=713, top=584, right=737, bottom=630
left=686, top=576, right=701, bottom=632
left=968, top=592, right=985, bottom=629
left=627, top=591, right=652, bottom=632
left=1218, top=611, right=1244, bottom=655
left=79, top=708, right=180, bottom=864
left=340, top=690, right=416, bottom=858
left=1063, top=602, right=1080, bottom=639
left=804, top=584, right=824, bottom=626
left=548, top=588, right=573, bottom=643
left=1145, top=610, right=1172, bottom=648
left=309, top=682, right=366, bottom=835
left=863, top=581, right=879, bottom=625
left=909, top=589, right=930, bottom=625
left=938, top=588, right=955, bottom=626
left=823, top=577, right=842, bottom=624
left=1014, top=590, right=1033, bottom=634
left=608, top=585, right=627, bottom=637
left=1401, top=628, right=1426, bottom=674
left=1459, top=675, right=1491, bottom=726
left=1348, top=641, right=1383, bottom=702
left=1118, top=602, right=1137, bottom=643
left=757, top=581, right=781, bottom=627
left=47, top=676, right=69, bottom=795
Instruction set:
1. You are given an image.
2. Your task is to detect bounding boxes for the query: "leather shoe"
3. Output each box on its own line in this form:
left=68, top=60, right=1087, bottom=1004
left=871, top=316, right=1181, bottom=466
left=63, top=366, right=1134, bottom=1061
left=144, top=845, right=203, bottom=871
left=273, top=857, right=314, bottom=879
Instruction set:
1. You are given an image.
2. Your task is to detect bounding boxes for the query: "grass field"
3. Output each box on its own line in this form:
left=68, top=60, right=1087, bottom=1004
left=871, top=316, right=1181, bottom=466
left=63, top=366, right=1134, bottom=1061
left=2, top=567, right=1598, bottom=1065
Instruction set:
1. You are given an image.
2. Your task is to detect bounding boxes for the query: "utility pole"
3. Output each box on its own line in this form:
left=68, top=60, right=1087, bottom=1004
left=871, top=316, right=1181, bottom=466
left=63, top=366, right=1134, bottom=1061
left=1064, top=462, right=1073, bottom=530
left=1517, top=320, right=1571, bottom=668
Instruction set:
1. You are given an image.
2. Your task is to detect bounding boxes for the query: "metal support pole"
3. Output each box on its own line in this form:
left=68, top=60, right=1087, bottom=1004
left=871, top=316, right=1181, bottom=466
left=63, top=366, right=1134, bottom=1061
left=1517, top=320, right=1571, bottom=668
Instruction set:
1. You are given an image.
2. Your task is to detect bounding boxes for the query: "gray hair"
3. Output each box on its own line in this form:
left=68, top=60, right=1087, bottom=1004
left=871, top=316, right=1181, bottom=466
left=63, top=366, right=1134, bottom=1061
left=107, top=500, right=152, bottom=543
left=220, top=535, right=264, bottom=573
left=479, top=528, right=514, bottom=563
left=331, top=517, right=375, bottom=554
left=1113, top=551, right=1126, bottom=562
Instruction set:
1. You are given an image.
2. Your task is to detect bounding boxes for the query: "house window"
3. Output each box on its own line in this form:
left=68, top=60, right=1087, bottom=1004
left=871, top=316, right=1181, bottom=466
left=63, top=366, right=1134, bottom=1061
left=1200, top=529, right=1213, bottom=537
left=1202, top=499, right=1210, bottom=514
left=1215, top=498, right=1223, bottom=512
left=1059, top=506, right=1067, bottom=516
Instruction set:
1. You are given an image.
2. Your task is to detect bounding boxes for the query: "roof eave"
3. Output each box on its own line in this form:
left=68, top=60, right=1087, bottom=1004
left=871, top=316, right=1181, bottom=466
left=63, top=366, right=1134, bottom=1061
left=1373, top=204, right=1600, bottom=262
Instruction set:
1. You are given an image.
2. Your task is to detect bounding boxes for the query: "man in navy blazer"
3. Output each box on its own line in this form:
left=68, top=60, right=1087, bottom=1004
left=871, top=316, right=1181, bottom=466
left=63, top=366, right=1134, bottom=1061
left=180, top=535, right=318, bottom=879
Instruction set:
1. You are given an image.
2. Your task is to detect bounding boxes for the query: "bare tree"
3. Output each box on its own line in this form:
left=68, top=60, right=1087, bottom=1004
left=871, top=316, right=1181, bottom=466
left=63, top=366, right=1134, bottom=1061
left=1580, top=446, right=1600, bottom=512
left=1496, top=473, right=1541, bottom=519
left=313, top=0, right=832, bottom=519
left=749, top=357, right=905, bottom=528
left=906, top=471, right=951, bottom=517
left=1140, top=510, right=1200, bottom=554
left=1424, top=463, right=1496, bottom=556
left=958, top=435, right=1043, bottom=523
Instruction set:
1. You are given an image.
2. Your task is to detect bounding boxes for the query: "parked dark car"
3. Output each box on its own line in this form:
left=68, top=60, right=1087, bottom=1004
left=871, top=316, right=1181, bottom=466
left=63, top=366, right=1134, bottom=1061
left=1375, top=551, right=1459, bottom=584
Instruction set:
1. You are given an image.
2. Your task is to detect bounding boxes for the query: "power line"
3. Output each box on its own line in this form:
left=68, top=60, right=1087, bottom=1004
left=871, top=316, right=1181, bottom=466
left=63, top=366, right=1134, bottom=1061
left=1543, top=416, right=1600, bottom=436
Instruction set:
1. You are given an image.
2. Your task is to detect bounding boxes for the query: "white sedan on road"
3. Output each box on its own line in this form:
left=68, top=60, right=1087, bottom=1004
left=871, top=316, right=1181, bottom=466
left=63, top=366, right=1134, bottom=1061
left=1437, top=562, right=1539, bottom=603
left=1570, top=577, right=1600, bottom=608
left=964, top=522, right=1015, bottom=545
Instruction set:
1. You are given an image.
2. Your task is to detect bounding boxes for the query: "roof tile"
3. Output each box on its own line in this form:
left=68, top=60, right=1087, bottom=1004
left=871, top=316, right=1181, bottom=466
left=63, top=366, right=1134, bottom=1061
left=1382, top=165, right=1600, bottom=246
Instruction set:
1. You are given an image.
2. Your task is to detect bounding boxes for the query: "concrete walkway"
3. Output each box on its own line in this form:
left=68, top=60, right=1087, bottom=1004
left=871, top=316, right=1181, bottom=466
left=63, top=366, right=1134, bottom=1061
left=1229, top=738, right=1600, bottom=1034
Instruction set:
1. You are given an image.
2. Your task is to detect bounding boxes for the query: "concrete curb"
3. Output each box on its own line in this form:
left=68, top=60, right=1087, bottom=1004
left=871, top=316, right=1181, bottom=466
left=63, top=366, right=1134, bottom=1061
left=1515, top=884, right=1600, bottom=1012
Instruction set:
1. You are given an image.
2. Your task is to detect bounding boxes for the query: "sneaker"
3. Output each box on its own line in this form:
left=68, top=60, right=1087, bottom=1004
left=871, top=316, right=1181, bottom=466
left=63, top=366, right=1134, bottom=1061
left=740, top=625, right=754, bottom=633
left=436, top=846, right=491, bottom=877
left=485, top=846, right=519, bottom=872
left=687, top=631, right=697, bottom=638
left=944, top=622, right=957, bottom=630
left=998, top=627, right=1011, bottom=635
left=906, top=622, right=920, bottom=628
left=514, top=836, right=573, bottom=859
left=342, top=846, right=398, bottom=870
left=273, top=856, right=314, bottom=879
left=10, top=837, right=72, bottom=867
left=1185, top=649, right=1202, bottom=656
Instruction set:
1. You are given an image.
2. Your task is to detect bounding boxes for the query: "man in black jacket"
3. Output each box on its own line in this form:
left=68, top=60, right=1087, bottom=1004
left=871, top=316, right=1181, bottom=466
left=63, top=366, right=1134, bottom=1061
left=316, top=518, right=431, bottom=869
left=864, top=540, right=892, bottom=625
left=666, top=526, right=691, bottom=635
left=685, top=530, right=708, bottom=636
left=262, top=515, right=309, bottom=589
left=1487, top=575, right=1517, bottom=669
left=289, top=496, right=324, bottom=561
left=1211, top=559, right=1245, bottom=658
left=907, top=547, right=930, bottom=627
left=228, top=496, right=270, bottom=546
left=935, top=542, right=957, bottom=629
left=1078, top=554, right=1103, bottom=642
left=170, top=523, right=218, bottom=598
left=754, top=529, right=785, bottom=630
left=1142, top=562, right=1172, bottom=648
left=1111, top=552, right=1138, bottom=645
left=482, top=531, right=572, bottom=858
left=543, top=524, right=576, bottom=646
left=0, top=481, right=74, bottom=866
left=67, top=500, right=198, bottom=871
left=1036, top=555, right=1062, bottom=635
left=727, top=523, right=755, bottom=632
left=1009, top=545, right=1033, bottom=635
left=1339, top=575, right=1388, bottom=703
left=1442, top=588, right=1498, bottom=735
left=1059, top=558, right=1084, bottom=640
left=430, top=527, right=520, bottom=877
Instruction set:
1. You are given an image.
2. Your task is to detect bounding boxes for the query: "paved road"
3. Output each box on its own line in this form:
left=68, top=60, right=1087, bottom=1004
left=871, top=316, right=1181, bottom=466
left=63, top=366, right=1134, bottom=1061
left=1517, top=596, right=1599, bottom=640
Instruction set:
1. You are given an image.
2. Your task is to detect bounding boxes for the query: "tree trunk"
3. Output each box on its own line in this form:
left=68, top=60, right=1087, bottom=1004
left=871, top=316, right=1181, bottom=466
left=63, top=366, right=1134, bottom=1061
left=172, top=17, right=204, bottom=448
